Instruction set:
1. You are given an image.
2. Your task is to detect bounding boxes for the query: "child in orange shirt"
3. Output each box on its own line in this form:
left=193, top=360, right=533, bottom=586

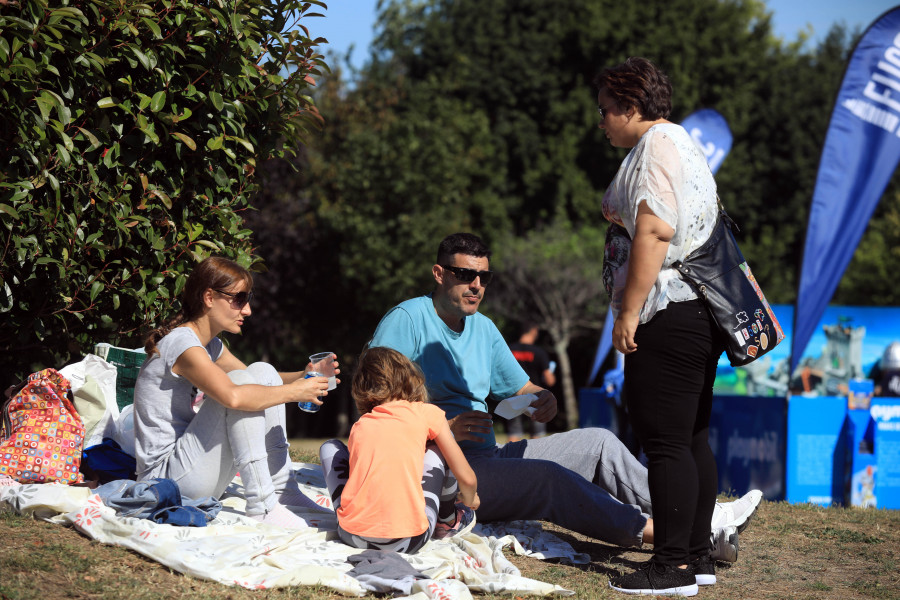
left=319, top=347, right=480, bottom=553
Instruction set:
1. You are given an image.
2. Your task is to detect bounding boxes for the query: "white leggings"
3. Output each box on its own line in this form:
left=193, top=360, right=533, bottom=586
left=157, top=362, right=293, bottom=516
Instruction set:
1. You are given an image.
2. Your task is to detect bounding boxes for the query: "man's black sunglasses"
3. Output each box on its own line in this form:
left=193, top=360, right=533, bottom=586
left=215, top=289, right=254, bottom=309
left=440, top=265, right=494, bottom=285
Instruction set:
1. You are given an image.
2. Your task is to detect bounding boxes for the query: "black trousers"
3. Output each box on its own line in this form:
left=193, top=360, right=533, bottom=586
left=624, top=299, right=725, bottom=565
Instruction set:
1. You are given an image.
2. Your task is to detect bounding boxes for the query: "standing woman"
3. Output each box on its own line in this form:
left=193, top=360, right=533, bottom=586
left=596, top=57, right=723, bottom=597
left=134, top=256, right=337, bottom=529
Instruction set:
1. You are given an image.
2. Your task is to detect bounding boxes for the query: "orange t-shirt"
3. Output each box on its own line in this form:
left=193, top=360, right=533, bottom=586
left=337, top=401, right=447, bottom=538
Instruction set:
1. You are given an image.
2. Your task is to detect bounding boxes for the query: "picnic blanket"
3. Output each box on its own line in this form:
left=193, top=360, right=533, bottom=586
left=0, top=463, right=584, bottom=597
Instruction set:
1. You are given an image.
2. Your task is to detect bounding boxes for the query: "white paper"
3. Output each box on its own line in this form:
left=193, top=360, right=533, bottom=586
left=494, top=393, right=538, bottom=420
left=59, top=353, right=121, bottom=448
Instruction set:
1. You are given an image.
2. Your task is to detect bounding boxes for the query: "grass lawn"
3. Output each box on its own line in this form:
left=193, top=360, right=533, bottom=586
left=1, top=446, right=898, bottom=600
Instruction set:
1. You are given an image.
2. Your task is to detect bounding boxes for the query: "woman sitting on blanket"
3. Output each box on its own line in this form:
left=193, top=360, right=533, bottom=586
left=320, top=347, right=480, bottom=553
left=134, top=256, right=337, bottom=529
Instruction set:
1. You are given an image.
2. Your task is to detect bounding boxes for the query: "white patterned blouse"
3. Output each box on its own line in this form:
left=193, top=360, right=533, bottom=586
left=601, top=122, right=719, bottom=324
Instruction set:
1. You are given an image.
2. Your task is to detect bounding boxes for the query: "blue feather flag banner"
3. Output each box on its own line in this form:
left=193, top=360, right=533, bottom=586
left=792, top=7, right=900, bottom=373
left=681, top=108, right=733, bottom=174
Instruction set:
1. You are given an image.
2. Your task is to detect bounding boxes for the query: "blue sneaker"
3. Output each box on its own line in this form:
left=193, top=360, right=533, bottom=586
left=433, top=505, right=476, bottom=539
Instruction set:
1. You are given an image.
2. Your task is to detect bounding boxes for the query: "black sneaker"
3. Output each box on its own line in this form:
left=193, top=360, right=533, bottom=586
left=609, top=561, right=698, bottom=596
left=690, top=554, right=716, bottom=586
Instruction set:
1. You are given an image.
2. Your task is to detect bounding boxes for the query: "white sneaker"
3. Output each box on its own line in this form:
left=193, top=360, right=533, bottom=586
left=433, top=504, right=477, bottom=540
left=709, top=525, right=739, bottom=562
left=711, top=489, right=762, bottom=532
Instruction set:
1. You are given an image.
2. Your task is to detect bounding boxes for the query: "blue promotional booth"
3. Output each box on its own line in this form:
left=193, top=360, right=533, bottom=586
left=785, top=396, right=850, bottom=506
left=709, top=396, right=786, bottom=501
left=872, top=399, right=900, bottom=509
left=579, top=389, right=899, bottom=508
left=580, top=304, right=900, bottom=508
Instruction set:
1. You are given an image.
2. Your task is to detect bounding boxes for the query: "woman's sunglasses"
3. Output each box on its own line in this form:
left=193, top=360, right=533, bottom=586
left=215, top=289, right=254, bottom=309
left=440, top=265, right=494, bottom=285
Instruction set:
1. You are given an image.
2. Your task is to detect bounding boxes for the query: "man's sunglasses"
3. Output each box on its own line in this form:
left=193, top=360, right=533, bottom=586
left=215, top=289, right=254, bottom=309
left=440, top=265, right=494, bottom=285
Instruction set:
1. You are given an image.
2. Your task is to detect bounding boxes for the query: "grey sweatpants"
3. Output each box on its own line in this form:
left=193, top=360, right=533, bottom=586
left=466, top=427, right=651, bottom=548
left=157, top=362, right=294, bottom=516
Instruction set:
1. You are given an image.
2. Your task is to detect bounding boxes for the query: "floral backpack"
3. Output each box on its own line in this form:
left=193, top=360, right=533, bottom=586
left=0, top=368, right=85, bottom=484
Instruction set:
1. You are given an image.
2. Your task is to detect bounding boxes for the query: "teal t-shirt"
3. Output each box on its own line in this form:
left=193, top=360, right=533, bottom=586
left=369, top=294, right=528, bottom=452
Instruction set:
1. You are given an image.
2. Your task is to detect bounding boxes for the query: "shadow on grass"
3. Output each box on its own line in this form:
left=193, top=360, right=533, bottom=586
left=539, top=526, right=656, bottom=576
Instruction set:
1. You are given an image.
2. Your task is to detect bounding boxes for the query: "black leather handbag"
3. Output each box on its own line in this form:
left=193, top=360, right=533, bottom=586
left=672, top=209, right=785, bottom=367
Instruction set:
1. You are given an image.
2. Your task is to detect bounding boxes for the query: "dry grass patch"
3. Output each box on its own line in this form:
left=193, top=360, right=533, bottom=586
left=0, top=447, right=897, bottom=599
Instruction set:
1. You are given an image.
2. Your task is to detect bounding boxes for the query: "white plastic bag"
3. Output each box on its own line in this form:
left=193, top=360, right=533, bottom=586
left=113, top=403, right=136, bottom=457
left=59, top=354, right=121, bottom=448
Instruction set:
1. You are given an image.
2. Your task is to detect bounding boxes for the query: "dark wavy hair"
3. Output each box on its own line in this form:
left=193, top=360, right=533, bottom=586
left=436, top=232, right=491, bottom=265
left=144, top=257, right=253, bottom=355
left=352, top=346, right=429, bottom=415
left=593, top=57, right=672, bottom=121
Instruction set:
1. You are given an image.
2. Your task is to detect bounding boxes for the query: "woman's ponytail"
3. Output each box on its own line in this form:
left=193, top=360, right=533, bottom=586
left=144, top=311, right=187, bottom=355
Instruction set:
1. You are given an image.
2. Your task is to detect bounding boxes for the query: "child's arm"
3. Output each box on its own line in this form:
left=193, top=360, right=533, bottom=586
left=434, top=420, right=480, bottom=510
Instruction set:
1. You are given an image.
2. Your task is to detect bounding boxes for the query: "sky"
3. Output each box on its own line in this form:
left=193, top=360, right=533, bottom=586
left=311, top=1, right=899, bottom=71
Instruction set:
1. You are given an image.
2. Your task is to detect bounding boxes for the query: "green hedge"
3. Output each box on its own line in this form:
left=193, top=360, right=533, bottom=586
left=0, top=0, right=327, bottom=385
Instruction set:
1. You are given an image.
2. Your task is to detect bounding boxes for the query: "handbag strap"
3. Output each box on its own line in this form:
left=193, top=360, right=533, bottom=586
left=672, top=197, right=734, bottom=268
left=715, top=195, right=739, bottom=233
left=670, top=198, right=742, bottom=305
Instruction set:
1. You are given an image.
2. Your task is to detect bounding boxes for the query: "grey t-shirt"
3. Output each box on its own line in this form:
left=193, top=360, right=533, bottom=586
left=133, top=327, right=223, bottom=479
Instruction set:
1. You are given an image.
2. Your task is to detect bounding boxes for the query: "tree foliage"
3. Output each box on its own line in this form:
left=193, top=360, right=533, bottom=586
left=371, top=0, right=780, bottom=228
left=240, top=59, right=514, bottom=373
left=0, top=0, right=327, bottom=386
left=365, top=0, right=893, bottom=308
left=245, top=0, right=873, bottom=425
left=230, top=0, right=900, bottom=435
left=486, top=223, right=607, bottom=429
left=7, top=0, right=891, bottom=430
left=834, top=189, right=900, bottom=306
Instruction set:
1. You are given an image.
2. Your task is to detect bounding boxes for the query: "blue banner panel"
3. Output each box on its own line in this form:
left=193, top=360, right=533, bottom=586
left=578, top=386, right=640, bottom=456
left=846, top=408, right=877, bottom=507
left=577, top=387, right=617, bottom=431
left=871, top=399, right=900, bottom=508
left=587, top=310, right=615, bottom=386
left=681, top=108, right=733, bottom=174
left=709, top=395, right=786, bottom=500
left=793, top=7, right=900, bottom=372
left=786, top=396, right=848, bottom=506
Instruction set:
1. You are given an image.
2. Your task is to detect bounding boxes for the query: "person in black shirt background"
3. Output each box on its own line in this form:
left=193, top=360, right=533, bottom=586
left=506, top=322, right=556, bottom=442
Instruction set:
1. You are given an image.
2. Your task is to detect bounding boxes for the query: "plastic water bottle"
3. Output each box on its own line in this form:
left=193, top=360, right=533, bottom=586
left=298, top=371, right=324, bottom=413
